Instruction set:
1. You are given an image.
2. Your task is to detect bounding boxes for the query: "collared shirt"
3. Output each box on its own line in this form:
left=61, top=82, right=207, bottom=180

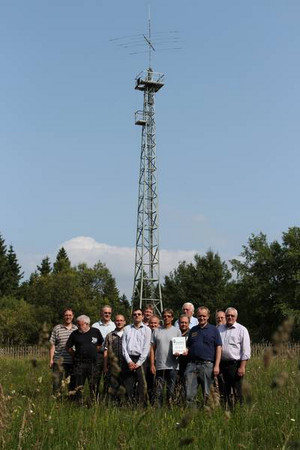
left=104, top=329, right=125, bottom=370
left=186, top=323, right=222, bottom=362
left=175, top=316, right=199, bottom=330
left=92, top=320, right=115, bottom=348
left=50, top=323, right=77, bottom=364
left=218, top=322, right=251, bottom=361
left=122, top=323, right=151, bottom=366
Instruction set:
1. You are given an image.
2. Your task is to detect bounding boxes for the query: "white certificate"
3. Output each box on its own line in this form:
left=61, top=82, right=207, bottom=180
left=172, top=337, right=186, bottom=355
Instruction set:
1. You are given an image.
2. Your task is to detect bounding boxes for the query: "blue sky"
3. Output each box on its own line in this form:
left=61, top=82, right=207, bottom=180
left=1, top=0, right=300, bottom=297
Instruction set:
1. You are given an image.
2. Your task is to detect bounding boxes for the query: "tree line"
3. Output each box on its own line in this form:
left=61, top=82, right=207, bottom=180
left=0, top=227, right=299, bottom=344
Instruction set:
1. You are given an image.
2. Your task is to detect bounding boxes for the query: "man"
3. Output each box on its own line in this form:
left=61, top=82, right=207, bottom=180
left=122, top=308, right=151, bottom=406
left=149, top=315, right=161, bottom=330
left=177, top=314, right=190, bottom=404
left=103, top=314, right=126, bottom=402
left=92, top=305, right=115, bottom=398
left=145, top=314, right=161, bottom=404
left=175, top=302, right=198, bottom=329
left=92, top=305, right=116, bottom=341
left=185, top=306, right=222, bottom=406
left=216, top=310, right=226, bottom=327
left=150, top=309, right=181, bottom=406
left=49, top=308, right=77, bottom=394
left=143, top=304, right=154, bottom=326
left=218, top=307, right=251, bottom=409
left=66, top=315, right=103, bottom=402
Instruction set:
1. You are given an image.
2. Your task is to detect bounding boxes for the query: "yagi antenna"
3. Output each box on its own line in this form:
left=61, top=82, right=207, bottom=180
left=109, top=9, right=182, bottom=66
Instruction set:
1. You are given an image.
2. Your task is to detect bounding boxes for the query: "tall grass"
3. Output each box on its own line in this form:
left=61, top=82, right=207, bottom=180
left=0, top=355, right=299, bottom=450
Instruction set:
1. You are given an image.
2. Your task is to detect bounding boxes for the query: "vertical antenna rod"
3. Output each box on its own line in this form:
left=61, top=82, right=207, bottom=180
left=132, top=15, right=164, bottom=315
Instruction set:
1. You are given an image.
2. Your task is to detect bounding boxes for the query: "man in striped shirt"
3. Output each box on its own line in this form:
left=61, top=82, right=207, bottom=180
left=49, top=308, right=77, bottom=394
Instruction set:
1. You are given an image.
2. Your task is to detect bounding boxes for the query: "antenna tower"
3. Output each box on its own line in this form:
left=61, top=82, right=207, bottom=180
left=132, top=13, right=164, bottom=315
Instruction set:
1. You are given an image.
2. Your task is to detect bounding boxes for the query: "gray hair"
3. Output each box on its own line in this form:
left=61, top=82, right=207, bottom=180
left=77, top=315, right=90, bottom=325
left=225, top=307, right=238, bottom=317
left=182, top=302, right=194, bottom=313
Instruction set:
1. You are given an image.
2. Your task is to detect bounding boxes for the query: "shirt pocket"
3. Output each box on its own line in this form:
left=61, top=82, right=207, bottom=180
left=229, top=336, right=239, bottom=347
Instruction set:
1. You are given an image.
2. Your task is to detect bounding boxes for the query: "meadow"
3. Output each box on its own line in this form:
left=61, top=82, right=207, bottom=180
left=0, top=354, right=299, bottom=450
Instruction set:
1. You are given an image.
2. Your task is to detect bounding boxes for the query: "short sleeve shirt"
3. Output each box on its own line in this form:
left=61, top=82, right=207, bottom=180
left=187, top=323, right=222, bottom=362
left=49, top=323, right=77, bottom=364
left=151, top=326, right=182, bottom=370
left=66, top=328, right=103, bottom=362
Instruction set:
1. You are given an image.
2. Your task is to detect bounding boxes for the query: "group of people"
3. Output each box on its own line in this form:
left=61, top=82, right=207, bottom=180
left=49, top=302, right=251, bottom=409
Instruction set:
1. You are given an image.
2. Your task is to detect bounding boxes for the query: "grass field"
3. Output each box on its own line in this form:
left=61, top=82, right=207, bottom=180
left=0, top=354, right=299, bottom=450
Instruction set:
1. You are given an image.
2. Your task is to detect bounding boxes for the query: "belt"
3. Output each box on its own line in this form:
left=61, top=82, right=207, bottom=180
left=221, top=360, right=240, bottom=366
left=191, top=358, right=213, bottom=364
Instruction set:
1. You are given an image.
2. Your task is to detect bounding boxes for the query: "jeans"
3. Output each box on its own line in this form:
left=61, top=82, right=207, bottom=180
left=155, top=369, right=178, bottom=407
left=185, top=361, right=214, bottom=406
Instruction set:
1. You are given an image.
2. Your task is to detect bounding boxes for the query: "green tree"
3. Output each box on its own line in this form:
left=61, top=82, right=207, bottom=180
left=0, top=233, right=8, bottom=296
left=37, top=256, right=52, bottom=276
left=5, top=245, right=23, bottom=296
left=53, top=247, right=71, bottom=273
left=163, top=251, right=231, bottom=317
left=230, top=228, right=300, bottom=341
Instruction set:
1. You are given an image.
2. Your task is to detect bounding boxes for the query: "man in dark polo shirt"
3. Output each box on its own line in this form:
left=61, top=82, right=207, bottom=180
left=185, top=306, right=222, bottom=406
left=66, top=315, right=103, bottom=401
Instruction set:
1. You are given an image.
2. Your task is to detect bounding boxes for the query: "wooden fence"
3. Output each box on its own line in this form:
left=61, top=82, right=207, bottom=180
left=0, top=345, right=49, bottom=359
left=0, top=343, right=299, bottom=359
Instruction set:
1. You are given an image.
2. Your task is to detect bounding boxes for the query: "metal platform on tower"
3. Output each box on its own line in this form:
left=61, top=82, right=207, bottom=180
left=135, top=69, right=165, bottom=92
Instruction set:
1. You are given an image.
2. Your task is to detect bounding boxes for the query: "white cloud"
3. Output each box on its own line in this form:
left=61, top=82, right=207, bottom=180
left=62, top=236, right=198, bottom=298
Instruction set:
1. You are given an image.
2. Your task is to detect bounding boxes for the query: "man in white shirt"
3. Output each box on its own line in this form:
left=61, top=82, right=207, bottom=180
left=175, top=302, right=198, bottom=329
left=92, top=305, right=116, bottom=399
left=92, top=305, right=116, bottom=340
left=122, top=308, right=151, bottom=406
left=218, top=307, right=251, bottom=409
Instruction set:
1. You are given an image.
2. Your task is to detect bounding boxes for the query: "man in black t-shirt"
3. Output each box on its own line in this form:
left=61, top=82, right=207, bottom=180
left=66, top=315, right=103, bottom=401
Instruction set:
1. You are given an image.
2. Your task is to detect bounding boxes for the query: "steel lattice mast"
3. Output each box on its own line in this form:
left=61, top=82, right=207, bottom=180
left=132, top=20, right=164, bottom=315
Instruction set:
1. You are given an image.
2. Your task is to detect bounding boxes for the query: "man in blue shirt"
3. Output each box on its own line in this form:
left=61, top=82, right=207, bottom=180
left=185, top=306, right=222, bottom=406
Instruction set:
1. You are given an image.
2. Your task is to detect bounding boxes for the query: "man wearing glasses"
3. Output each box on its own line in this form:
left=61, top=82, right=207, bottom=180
left=122, top=308, right=151, bottom=406
left=218, top=307, right=251, bottom=409
left=150, top=308, right=181, bottom=406
left=92, top=305, right=115, bottom=399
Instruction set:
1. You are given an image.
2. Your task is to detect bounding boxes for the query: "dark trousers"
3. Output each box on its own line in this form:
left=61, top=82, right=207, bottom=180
left=155, top=369, right=178, bottom=407
left=73, top=360, right=99, bottom=401
left=220, top=360, right=243, bottom=409
left=122, top=355, right=147, bottom=406
left=52, top=363, right=75, bottom=394
left=95, top=353, right=109, bottom=400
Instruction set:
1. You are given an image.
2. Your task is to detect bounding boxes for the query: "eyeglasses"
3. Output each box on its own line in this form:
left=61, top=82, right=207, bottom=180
left=103, top=312, right=112, bottom=315
left=133, top=313, right=142, bottom=316
left=226, top=314, right=236, bottom=317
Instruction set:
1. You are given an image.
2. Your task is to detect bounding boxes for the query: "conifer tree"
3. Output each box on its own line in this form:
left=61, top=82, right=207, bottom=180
left=0, top=234, right=8, bottom=296
left=53, top=247, right=71, bottom=273
left=6, top=245, right=23, bottom=295
left=37, top=256, right=52, bottom=276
